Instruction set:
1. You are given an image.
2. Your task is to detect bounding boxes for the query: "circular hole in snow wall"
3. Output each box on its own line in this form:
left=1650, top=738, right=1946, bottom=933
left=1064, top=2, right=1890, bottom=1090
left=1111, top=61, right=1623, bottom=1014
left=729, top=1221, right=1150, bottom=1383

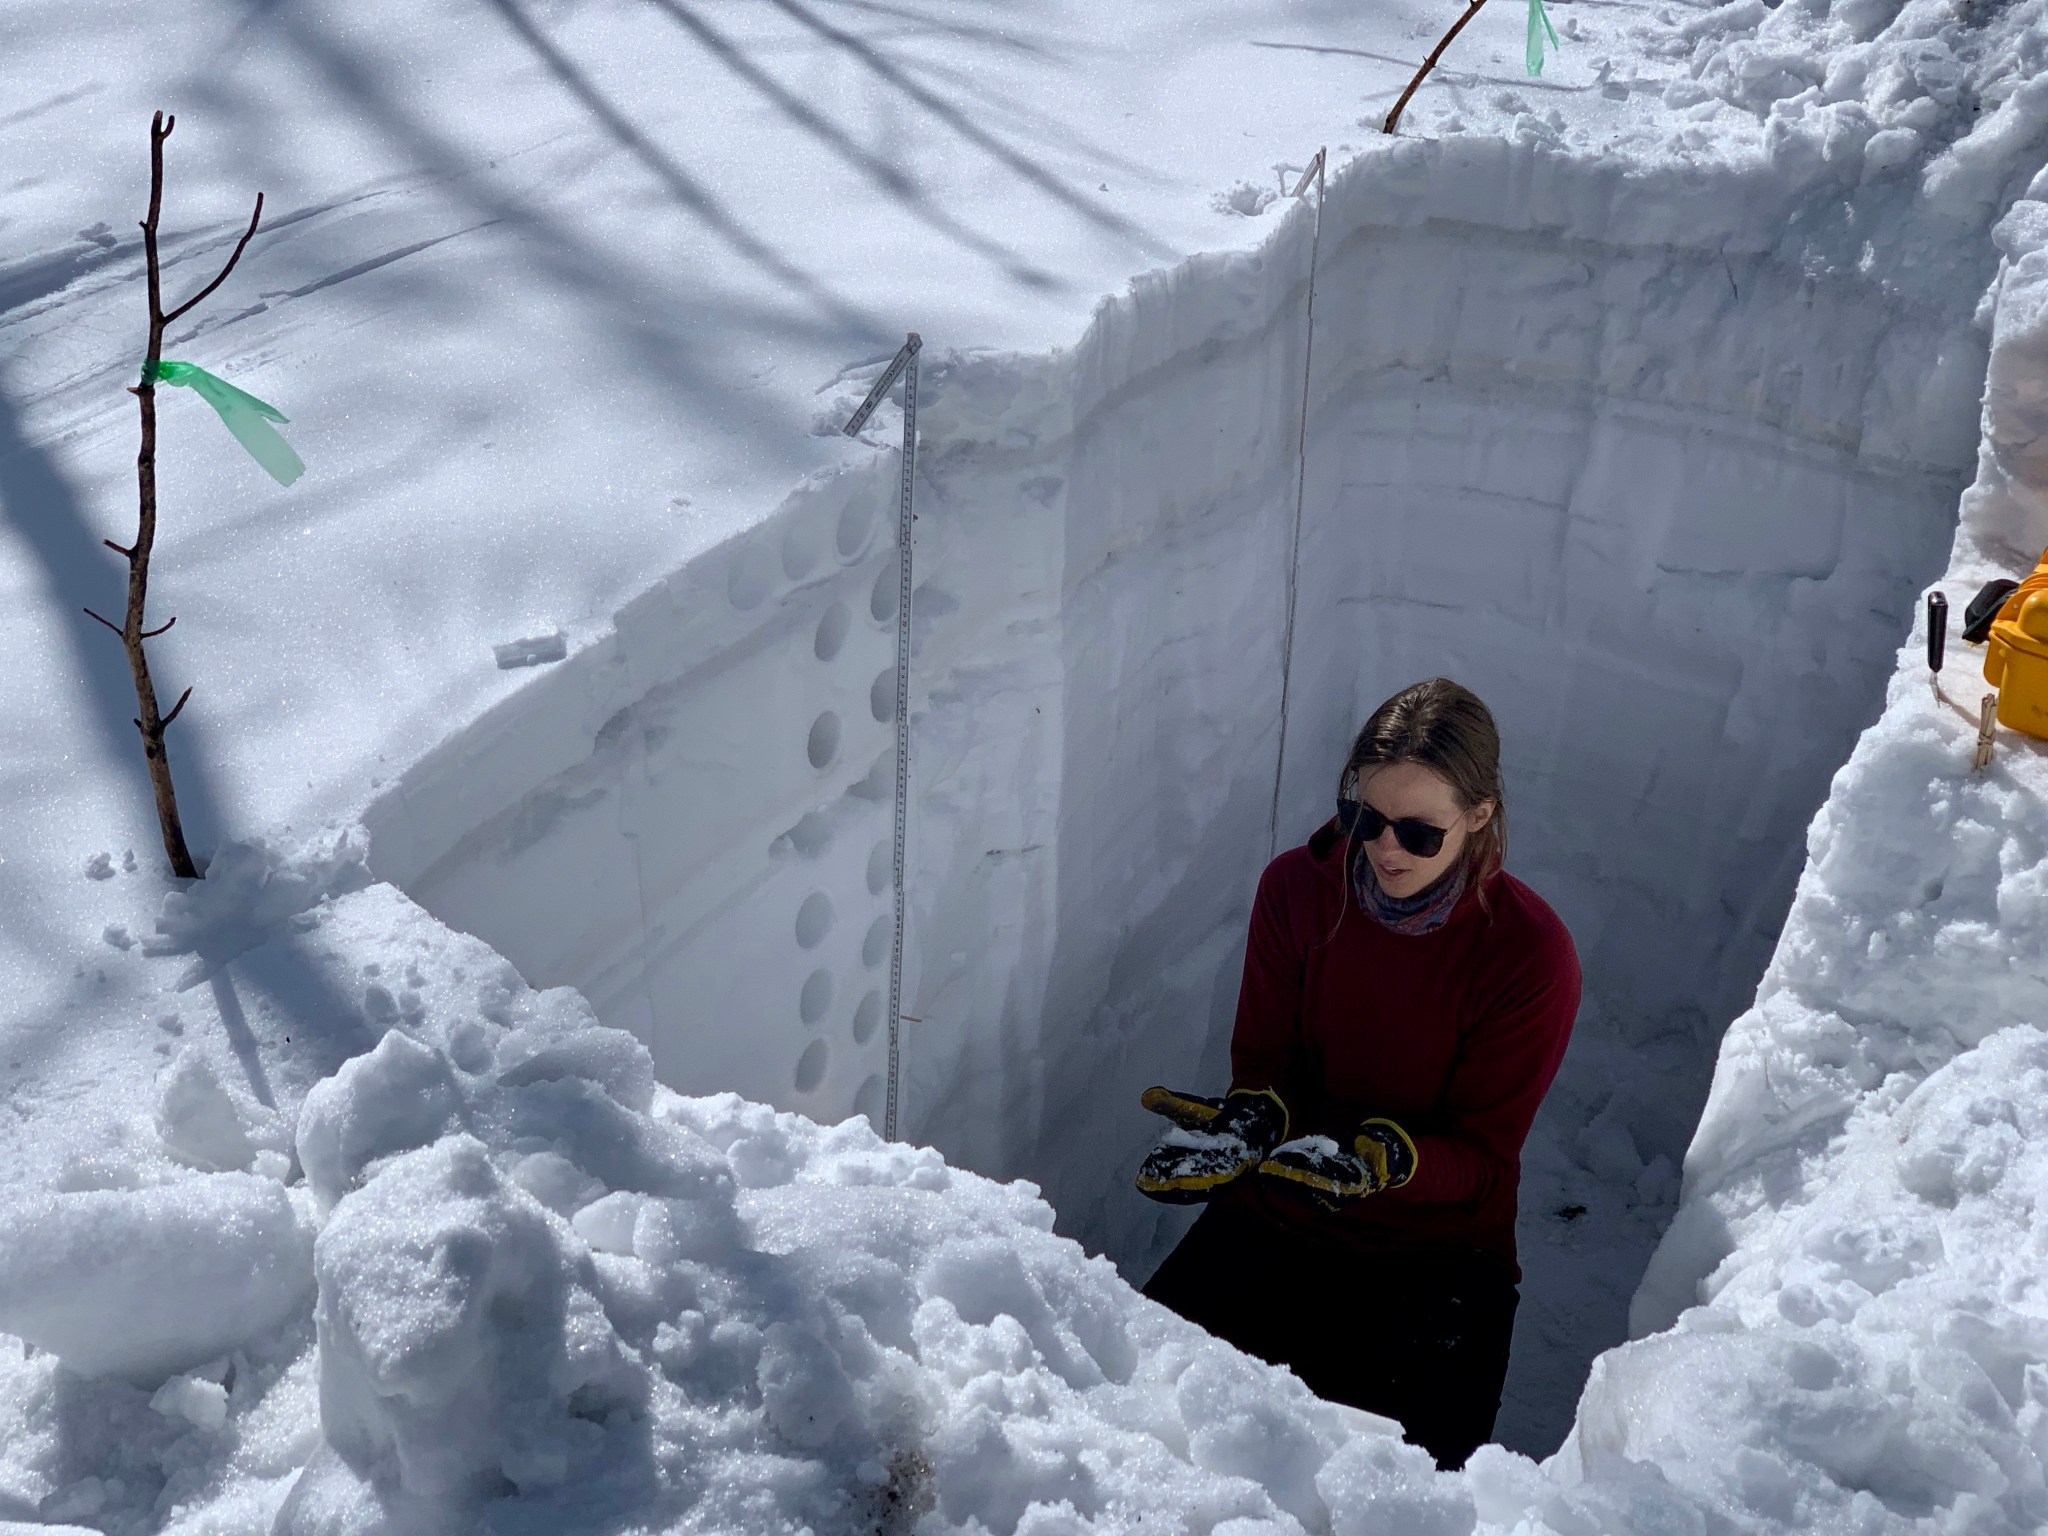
left=867, top=841, right=892, bottom=896
left=807, top=711, right=842, bottom=771
left=852, top=990, right=883, bottom=1044
left=837, top=496, right=878, bottom=561
left=795, top=893, right=834, bottom=950
left=870, top=667, right=896, bottom=723
left=814, top=602, right=853, bottom=662
left=862, top=915, right=892, bottom=970
left=870, top=556, right=900, bottom=624
left=794, top=1039, right=830, bottom=1094
left=778, top=811, right=833, bottom=860
left=799, top=969, right=834, bottom=1026
left=782, top=515, right=827, bottom=581
left=726, top=542, right=778, bottom=611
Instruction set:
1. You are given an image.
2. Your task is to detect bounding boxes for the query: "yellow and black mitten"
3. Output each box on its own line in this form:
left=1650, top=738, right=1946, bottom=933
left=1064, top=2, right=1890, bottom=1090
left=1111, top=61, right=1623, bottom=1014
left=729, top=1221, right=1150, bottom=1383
left=1138, top=1084, right=1226, bottom=1129
left=1134, top=1086, right=1288, bottom=1203
left=1256, top=1118, right=1419, bottom=1205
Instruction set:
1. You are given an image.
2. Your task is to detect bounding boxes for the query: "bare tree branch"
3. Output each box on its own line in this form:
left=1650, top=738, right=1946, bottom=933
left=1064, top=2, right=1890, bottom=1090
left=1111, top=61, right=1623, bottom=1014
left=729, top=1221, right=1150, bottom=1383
left=142, top=113, right=169, bottom=328
left=108, top=108, right=245, bottom=879
left=163, top=192, right=265, bottom=325
left=1384, top=0, right=1492, bottom=136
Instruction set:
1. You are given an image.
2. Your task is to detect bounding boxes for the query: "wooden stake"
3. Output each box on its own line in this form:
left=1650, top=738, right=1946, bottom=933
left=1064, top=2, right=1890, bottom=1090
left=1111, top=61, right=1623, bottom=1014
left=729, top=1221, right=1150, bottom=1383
left=1973, top=691, right=1998, bottom=772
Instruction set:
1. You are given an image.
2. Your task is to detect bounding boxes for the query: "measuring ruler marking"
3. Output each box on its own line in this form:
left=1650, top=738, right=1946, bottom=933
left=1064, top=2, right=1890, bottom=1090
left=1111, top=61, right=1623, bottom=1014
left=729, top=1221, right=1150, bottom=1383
left=844, top=332, right=922, bottom=1142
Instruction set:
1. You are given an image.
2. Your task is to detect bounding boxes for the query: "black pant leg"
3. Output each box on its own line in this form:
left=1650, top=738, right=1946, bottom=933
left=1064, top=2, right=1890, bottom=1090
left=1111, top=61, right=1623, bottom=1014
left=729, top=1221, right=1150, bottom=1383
left=1141, top=1202, right=1321, bottom=1370
left=1146, top=1211, right=1517, bottom=1473
left=1382, top=1258, right=1518, bottom=1470
left=1289, top=1252, right=1518, bottom=1470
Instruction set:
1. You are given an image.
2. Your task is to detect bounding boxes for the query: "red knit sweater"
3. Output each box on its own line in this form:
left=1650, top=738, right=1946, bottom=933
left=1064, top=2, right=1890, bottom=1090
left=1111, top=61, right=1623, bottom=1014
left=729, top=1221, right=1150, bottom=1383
left=1220, top=820, right=1580, bottom=1279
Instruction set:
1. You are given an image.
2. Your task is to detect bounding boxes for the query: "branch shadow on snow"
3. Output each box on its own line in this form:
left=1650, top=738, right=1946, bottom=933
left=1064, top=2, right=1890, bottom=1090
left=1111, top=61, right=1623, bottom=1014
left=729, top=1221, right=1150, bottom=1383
left=479, top=0, right=886, bottom=333
left=0, top=381, right=403, bottom=1131
left=1248, top=39, right=1593, bottom=99
left=208, top=970, right=279, bottom=1110
left=640, top=0, right=1067, bottom=291
left=753, top=0, right=1176, bottom=261
left=218, top=934, right=384, bottom=1101
left=190, top=1, right=883, bottom=471
left=813, top=0, right=1062, bottom=61
left=0, top=376, right=229, bottom=858
left=0, top=375, right=367, bottom=1121
left=800, top=3, right=1171, bottom=195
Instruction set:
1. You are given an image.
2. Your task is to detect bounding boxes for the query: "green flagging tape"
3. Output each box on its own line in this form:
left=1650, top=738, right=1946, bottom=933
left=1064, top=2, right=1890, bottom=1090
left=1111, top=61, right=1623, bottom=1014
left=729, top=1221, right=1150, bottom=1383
left=1527, top=0, right=1561, bottom=76
left=144, top=359, right=303, bottom=487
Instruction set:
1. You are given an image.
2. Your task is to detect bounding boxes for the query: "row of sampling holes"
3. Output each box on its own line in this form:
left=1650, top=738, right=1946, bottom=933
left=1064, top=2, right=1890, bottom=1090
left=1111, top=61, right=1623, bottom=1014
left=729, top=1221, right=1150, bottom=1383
left=784, top=493, right=904, bottom=1110
left=801, top=560, right=904, bottom=774
left=788, top=835, right=896, bottom=1098
left=728, top=490, right=884, bottom=610
left=728, top=494, right=898, bottom=632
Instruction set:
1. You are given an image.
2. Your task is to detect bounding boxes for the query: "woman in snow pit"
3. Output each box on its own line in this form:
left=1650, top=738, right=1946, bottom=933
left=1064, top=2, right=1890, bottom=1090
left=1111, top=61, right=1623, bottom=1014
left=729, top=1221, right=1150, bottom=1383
left=1134, top=676, right=1579, bottom=1470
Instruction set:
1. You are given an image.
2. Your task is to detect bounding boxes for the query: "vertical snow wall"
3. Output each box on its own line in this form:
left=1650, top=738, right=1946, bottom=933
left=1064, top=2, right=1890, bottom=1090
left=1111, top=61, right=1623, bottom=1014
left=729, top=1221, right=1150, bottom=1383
left=361, top=136, right=1987, bottom=1437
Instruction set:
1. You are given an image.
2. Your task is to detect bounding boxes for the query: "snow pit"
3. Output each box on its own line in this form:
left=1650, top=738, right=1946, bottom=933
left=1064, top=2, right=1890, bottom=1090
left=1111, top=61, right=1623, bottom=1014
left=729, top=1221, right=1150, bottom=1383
left=360, top=136, right=1989, bottom=1454
left=10, top=0, right=2048, bottom=1524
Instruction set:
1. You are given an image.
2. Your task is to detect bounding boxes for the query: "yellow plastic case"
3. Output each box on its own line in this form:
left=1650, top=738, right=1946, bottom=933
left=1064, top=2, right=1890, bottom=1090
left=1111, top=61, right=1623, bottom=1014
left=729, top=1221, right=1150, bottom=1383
left=1983, top=572, right=2048, bottom=741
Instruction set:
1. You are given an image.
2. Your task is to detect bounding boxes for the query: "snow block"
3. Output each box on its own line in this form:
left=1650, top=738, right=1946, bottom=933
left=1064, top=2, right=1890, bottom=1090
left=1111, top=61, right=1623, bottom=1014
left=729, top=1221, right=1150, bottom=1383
left=294, top=1135, right=637, bottom=1521
left=0, top=1173, right=314, bottom=1382
left=296, top=1029, right=466, bottom=1213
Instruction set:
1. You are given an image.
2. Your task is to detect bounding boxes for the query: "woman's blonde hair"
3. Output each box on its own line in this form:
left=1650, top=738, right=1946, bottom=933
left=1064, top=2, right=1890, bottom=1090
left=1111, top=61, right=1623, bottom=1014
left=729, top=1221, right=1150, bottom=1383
left=1341, top=677, right=1507, bottom=905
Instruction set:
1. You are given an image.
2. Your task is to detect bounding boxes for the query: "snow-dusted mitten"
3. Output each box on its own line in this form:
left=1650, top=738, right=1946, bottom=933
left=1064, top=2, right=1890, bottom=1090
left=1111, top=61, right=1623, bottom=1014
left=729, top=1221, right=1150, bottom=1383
left=1257, top=1118, right=1419, bottom=1205
left=1139, top=1084, right=1226, bottom=1129
left=1134, top=1087, right=1288, bottom=1203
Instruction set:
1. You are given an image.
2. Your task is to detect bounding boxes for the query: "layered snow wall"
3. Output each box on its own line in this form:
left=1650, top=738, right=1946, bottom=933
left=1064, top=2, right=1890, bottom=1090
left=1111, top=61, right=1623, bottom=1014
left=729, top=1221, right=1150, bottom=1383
left=361, top=132, right=1988, bottom=1448
left=1541, top=175, right=2048, bottom=1525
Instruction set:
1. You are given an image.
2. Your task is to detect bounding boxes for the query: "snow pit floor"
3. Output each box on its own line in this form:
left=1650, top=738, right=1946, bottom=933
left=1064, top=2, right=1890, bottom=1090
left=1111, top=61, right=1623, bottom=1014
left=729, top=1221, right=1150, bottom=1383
left=363, top=136, right=1986, bottom=1458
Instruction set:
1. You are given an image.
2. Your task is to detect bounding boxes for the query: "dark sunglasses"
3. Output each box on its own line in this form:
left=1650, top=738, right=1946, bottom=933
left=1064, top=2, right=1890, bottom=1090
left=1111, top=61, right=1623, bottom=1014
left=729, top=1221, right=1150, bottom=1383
left=1336, top=796, right=1450, bottom=859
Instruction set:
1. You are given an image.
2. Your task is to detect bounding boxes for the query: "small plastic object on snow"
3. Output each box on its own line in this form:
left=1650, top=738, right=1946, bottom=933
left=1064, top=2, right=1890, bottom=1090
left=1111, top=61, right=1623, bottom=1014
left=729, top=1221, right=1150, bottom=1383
left=1527, top=0, right=1560, bottom=77
left=493, top=631, right=568, bottom=669
left=144, top=359, right=304, bottom=486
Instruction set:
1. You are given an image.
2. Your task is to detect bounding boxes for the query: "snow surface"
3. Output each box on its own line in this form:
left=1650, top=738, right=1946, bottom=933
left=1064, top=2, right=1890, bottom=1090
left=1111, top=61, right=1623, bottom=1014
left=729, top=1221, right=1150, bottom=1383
left=9, top=0, right=2048, bottom=1530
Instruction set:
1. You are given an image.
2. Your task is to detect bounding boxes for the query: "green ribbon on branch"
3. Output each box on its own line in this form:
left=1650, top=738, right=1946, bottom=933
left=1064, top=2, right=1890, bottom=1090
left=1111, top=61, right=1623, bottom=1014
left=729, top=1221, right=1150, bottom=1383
left=143, top=359, right=304, bottom=487
left=1527, top=0, right=1561, bottom=76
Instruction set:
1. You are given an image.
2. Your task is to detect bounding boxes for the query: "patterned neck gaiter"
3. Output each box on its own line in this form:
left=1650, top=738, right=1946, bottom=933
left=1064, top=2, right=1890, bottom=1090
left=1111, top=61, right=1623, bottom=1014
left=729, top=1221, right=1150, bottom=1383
left=1350, top=841, right=1470, bottom=936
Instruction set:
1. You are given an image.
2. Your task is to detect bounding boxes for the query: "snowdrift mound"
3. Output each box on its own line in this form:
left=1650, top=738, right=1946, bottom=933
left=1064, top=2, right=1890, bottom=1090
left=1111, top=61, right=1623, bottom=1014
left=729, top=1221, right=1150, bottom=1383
left=0, top=866, right=1478, bottom=1536
left=1581, top=1027, right=2048, bottom=1529
left=22, top=810, right=2048, bottom=1535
